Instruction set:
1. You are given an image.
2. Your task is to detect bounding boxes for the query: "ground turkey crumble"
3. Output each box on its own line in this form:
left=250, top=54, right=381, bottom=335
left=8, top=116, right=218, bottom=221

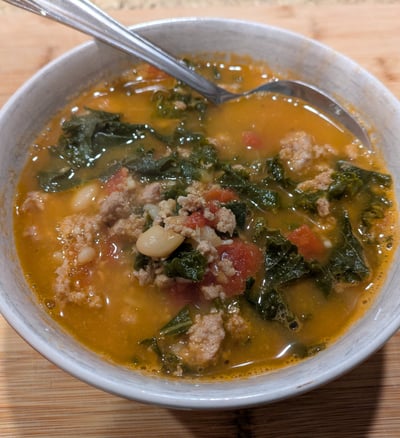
left=170, top=309, right=251, bottom=375
left=279, top=131, right=339, bottom=219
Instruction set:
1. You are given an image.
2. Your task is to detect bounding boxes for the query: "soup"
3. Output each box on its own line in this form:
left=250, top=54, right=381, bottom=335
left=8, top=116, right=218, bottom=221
left=14, top=57, right=398, bottom=379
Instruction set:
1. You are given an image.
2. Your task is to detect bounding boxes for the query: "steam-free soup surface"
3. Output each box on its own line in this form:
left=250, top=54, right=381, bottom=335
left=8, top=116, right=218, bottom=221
left=14, top=58, right=397, bottom=379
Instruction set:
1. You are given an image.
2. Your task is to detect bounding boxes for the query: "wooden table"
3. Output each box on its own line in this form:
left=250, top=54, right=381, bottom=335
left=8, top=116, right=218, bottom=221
left=1, top=4, right=400, bottom=437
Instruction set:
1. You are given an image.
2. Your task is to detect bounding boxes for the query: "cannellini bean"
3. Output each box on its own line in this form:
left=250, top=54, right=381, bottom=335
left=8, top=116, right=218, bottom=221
left=136, top=225, right=184, bottom=258
left=71, top=182, right=99, bottom=212
left=77, top=246, right=97, bottom=265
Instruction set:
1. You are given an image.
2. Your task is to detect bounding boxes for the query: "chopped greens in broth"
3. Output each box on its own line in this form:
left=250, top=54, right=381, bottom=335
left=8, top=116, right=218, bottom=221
left=14, top=57, right=398, bottom=379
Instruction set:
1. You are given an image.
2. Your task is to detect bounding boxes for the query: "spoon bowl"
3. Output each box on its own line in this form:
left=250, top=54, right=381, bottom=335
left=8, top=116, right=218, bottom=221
left=4, top=0, right=371, bottom=148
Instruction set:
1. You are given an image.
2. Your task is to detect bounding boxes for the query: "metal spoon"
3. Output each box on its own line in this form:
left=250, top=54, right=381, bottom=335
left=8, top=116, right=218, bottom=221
left=4, top=0, right=371, bottom=148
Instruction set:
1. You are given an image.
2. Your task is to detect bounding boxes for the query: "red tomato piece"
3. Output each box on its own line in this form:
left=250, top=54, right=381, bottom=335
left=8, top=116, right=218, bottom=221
left=206, top=200, right=220, bottom=215
left=242, top=130, right=263, bottom=150
left=184, top=211, right=208, bottom=229
left=287, top=224, right=326, bottom=261
left=104, top=167, right=129, bottom=194
left=204, top=188, right=238, bottom=203
left=217, top=239, right=263, bottom=296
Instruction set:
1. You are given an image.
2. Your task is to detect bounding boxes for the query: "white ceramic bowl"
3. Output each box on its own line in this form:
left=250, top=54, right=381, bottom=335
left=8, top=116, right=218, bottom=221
left=0, top=18, right=399, bottom=410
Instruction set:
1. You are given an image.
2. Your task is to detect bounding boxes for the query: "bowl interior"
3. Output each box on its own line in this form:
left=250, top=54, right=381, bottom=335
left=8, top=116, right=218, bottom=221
left=1, top=18, right=400, bottom=409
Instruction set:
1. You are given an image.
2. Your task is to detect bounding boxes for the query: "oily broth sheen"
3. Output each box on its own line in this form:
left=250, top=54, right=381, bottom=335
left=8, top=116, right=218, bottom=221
left=14, top=57, right=398, bottom=380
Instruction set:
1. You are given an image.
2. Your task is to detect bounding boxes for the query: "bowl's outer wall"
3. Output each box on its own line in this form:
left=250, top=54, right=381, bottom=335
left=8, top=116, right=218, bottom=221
left=1, top=18, right=400, bottom=409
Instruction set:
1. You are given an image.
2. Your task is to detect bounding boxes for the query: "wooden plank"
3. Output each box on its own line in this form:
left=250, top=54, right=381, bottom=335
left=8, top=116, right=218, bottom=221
left=1, top=4, right=400, bottom=437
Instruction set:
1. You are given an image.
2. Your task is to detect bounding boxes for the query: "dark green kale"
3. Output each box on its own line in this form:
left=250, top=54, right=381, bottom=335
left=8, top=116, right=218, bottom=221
left=336, top=161, right=392, bottom=187
left=125, top=149, right=183, bottom=180
left=264, top=156, right=294, bottom=189
left=125, top=126, right=219, bottom=183
left=159, top=306, right=193, bottom=336
left=164, top=244, right=207, bottom=282
left=245, top=285, right=300, bottom=331
left=328, top=211, right=370, bottom=283
left=224, top=200, right=248, bottom=230
left=310, top=211, right=370, bottom=294
left=293, top=190, right=326, bottom=214
left=294, top=161, right=392, bottom=228
left=55, top=109, right=163, bottom=168
left=248, top=216, right=269, bottom=244
left=38, top=109, right=165, bottom=192
left=140, top=306, right=193, bottom=375
left=162, top=181, right=188, bottom=200
left=140, top=336, right=183, bottom=375
left=328, top=168, right=364, bottom=199
left=38, top=108, right=222, bottom=192
left=262, top=230, right=310, bottom=287
left=218, top=165, right=279, bottom=211
left=37, top=166, right=79, bottom=193
left=245, top=230, right=308, bottom=330
left=362, top=192, right=392, bottom=228
left=153, top=83, right=208, bottom=120
left=329, top=161, right=391, bottom=200
left=246, top=214, right=369, bottom=328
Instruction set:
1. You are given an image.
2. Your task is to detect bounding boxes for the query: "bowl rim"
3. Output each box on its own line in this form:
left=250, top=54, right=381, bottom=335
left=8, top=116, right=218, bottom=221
left=1, top=16, right=400, bottom=410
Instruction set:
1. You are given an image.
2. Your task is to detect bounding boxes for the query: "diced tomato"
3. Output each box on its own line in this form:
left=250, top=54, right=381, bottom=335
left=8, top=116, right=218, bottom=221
left=217, top=239, right=263, bottom=296
left=204, top=188, right=238, bottom=203
left=184, top=211, right=208, bottom=229
left=242, top=130, right=263, bottom=150
left=287, top=224, right=326, bottom=261
left=104, top=167, right=129, bottom=194
left=206, top=200, right=220, bottom=215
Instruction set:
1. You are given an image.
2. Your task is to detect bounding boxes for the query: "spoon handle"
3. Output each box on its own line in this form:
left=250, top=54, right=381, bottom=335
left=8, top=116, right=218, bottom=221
left=4, top=0, right=231, bottom=103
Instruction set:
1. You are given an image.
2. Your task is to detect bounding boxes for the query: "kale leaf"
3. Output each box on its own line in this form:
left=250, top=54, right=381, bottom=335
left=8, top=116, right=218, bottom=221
left=245, top=285, right=300, bottom=331
left=329, top=161, right=391, bottom=200
left=264, top=156, right=294, bottom=189
left=38, top=109, right=220, bottom=192
left=293, top=190, right=326, bottom=214
left=246, top=214, right=369, bottom=329
left=294, top=161, right=392, bottom=227
left=153, top=82, right=208, bottom=120
left=55, top=109, right=162, bottom=168
left=245, top=230, right=307, bottom=330
left=263, top=230, right=310, bottom=287
left=140, top=337, right=183, bottom=375
left=37, top=166, right=79, bottom=193
left=362, top=192, right=392, bottom=228
left=38, top=109, right=166, bottom=192
left=159, top=306, right=193, bottom=336
left=224, top=200, right=248, bottom=230
left=140, top=306, right=193, bottom=375
left=125, top=150, right=183, bottom=180
left=164, top=244, right=207, bottom=281
left=310, top=211, right=370, bottom=294
left=218, top=165, right=279, bottom=210
left=328, top=211, right=370, bottom=283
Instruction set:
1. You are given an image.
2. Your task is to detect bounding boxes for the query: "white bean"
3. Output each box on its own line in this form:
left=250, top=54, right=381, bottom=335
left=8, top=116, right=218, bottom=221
left=77, top=246, right=97, bottom=265
left=71, top=182, right=99, bottom=212
left=136, top=225, right=184, bottom=258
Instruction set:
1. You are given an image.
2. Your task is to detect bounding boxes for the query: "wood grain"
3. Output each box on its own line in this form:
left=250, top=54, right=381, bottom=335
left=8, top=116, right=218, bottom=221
left=1, top=4, right=400, bottom=437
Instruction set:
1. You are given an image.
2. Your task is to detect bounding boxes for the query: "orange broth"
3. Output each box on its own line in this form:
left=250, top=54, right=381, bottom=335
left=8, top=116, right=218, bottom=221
left=14, top=58, right=398, bottom=379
